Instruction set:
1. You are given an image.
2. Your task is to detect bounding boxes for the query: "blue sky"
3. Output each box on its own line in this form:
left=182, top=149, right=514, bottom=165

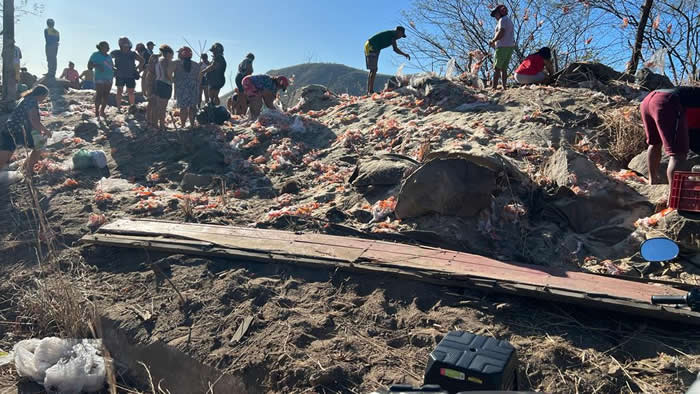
left=16, top=0, right=414, bottom=83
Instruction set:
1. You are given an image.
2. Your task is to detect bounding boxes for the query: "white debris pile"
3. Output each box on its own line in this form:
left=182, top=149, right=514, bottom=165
left=13, top=337, right=106, bottom=393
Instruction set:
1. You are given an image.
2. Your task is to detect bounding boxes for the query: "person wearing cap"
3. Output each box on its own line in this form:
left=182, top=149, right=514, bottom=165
left=60, top=61, right=80, bottom=89
left=489, top=4, right=516, bottom=89
left=234, top=53, right=255, bottom=115
left=201, top=43, right=227, bottom=105
left=174, top=46, right=202, bottom=128
left=365, top=26, right=410, bottom=95
left=111, top=37, right=145, bottom=112
left=513, top=47, right=554, bottom=85
left=641, top=86, right=700, bottom=188
left=44, top=19, right=60, bottom=79
left=241, top=74, right=290, bottom=119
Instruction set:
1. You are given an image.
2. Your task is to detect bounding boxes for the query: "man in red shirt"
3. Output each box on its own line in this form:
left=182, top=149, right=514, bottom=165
left=641, top=87, right=700, bottom=187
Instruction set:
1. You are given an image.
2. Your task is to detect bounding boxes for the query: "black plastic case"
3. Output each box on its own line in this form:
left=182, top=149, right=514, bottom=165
left=424, top=331, right=517, bottom=393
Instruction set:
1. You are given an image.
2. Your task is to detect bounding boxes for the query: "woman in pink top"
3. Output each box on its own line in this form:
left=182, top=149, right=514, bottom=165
left=60, top=61, right=80, bottom=89
left=514, top=47, right=554, bottom=85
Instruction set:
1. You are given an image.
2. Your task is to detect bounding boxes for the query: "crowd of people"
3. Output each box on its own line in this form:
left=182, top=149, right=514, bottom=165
left=2, top=10, right=697, bottom=196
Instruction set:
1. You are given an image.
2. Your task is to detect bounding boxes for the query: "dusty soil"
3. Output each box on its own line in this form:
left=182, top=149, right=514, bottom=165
left=0, top=79, right=699, bottom=393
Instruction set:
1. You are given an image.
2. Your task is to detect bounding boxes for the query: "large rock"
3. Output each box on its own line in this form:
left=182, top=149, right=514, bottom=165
left=542, top=148, right=652, bottom=232
left=180, top=173, right=212, bottom=191
left=635, top=68, right=674, bottom=91
left=395, top=157, right=497, bottom=219
left=554, top=62, right=634, bottom=87
left=348, top=154, right=419, bottom=188
left=289, top=85, right=340, bottom=113
left=628, top=150, right=700, bottom=184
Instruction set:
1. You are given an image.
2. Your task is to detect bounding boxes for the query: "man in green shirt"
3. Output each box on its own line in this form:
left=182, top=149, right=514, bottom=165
left=365, top=26, right=410, bottom=94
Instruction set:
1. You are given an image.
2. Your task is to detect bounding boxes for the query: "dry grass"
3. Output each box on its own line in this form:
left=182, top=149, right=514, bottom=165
left=599, top=105, right=647, bottom=165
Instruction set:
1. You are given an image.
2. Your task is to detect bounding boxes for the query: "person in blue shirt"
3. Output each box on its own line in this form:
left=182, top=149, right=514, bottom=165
left=88, top=41, right=115, bottom=119
left=44, top=19, right=60, bottom=79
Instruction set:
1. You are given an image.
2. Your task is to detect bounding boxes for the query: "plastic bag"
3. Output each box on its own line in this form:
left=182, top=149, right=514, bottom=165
left=46, top=130, right=75, bottom=146
left=90, top=151, right=108, bottom=168
left=445, top=58, right=457, bottom=80
left=96, top=177, right=133, bottom=193
left=14, top=338, right=105, bottom=394
left=0, top=170, right=24, bottom=186
left=645, top=48, right=667, bottom=74
left=396, top=63, right=405, bottom=79
left=290, top=117, right=305, bottom=133
left=72, top=150, right=94, bottom=170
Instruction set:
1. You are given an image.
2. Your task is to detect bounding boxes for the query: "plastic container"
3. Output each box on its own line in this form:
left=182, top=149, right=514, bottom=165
left=668, top=171, right=700, bottom=213
left=424, top=331, right=518, bottom=393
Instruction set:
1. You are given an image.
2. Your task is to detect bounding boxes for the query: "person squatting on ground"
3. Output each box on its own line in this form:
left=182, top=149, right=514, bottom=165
left=641, top=86, right=700, bottom=191
left=489, top=4, right=515, bottom=90
left=201, top=43, right=227, bottom=105
left=60, top=61, right=80, bottom=89
left=88, top=41, right=115, bottom=120
left=44, top=19, right=60, bottom=79
left=111, top=37, right=145, bottom=112
left=365, top=26, right=410, bottom=95
left=0, top=85, right=52, bottom=176
left=513, top=47, right=554, bottom=85
left=154, top=45, right=177, bottom=130
left=234, top=53, right=255, bottom=115
left=241, top=74, right=290, bottom=119
left=174, top=46, right=202, bottom=128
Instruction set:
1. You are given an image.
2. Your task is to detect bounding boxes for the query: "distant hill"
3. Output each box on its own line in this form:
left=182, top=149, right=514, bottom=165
left=221, top=63, right=392, bottom=107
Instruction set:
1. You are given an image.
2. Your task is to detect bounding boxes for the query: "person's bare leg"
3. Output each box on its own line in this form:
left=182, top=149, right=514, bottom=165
left=501, top=69, right=508, bottom=89
left=210, top=89, right=220, bottom=105
left=667, top=155, right=687, bottom=186
left=492, top=70, right=500, bottom=89
left=116, top=86, right=123, bottom=112
left=188, top=106, right=196, bottom=126
left=647, top=144, right=663, bottom=184
left=24, top=149, right=42, bottom=176
left=368, top=70, right=377, bottom=94
left=94, top=90, right=101, bottom=119
left=128, top=88, right=136, bottom=106
left=179, top=107, right=187, bottom=127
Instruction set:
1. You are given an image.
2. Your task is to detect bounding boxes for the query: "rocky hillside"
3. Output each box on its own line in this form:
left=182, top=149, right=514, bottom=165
left=1, top=69, right=699, bottom=393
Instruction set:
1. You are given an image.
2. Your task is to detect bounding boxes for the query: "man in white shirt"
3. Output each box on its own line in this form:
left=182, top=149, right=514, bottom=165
left=489, top=4, right=516, bottom=89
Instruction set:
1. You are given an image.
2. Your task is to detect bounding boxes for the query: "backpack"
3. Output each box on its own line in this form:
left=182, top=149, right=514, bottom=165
left=196, top=104, right=230, bottom=125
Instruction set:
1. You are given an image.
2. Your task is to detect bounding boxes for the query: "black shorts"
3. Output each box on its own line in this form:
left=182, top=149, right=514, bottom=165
left=0, top=125, right=33, bottom=153
left=235, top=73, right=245, bottom=93
left=208, top=79, right=225, bottom=91
left=116, top=77, right=136, bottom=89
left=155, top=80, right=172, bottom=100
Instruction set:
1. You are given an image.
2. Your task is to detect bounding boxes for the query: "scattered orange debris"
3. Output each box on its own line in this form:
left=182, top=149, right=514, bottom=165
left=63, top=178, right=79, bottom=188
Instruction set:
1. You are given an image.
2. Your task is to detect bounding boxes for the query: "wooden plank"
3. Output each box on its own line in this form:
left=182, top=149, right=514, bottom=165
left=82, top=232, right=700, bottom=325
left=84, top=219, right=700, bottom=324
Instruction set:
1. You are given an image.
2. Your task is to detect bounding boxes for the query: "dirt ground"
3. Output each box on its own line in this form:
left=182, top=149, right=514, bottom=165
left=0, top=79, right=699, bottom=393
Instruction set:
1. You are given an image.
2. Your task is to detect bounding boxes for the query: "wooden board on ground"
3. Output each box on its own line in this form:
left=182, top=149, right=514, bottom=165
left=82, top=218, right=700, bottom=325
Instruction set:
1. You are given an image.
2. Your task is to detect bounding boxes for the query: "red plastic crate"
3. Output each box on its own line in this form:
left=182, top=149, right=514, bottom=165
left=668, top=171, right=700, bottom=212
